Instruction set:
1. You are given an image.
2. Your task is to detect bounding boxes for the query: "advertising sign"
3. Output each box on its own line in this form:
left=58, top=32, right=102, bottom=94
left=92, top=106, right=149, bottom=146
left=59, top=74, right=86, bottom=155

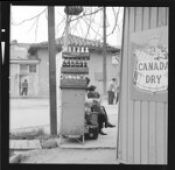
left=112, top=56, right=119, bottom=65
left=130, top=26, right=168, bottom=101
left=133, top=44, right=168, bottom=93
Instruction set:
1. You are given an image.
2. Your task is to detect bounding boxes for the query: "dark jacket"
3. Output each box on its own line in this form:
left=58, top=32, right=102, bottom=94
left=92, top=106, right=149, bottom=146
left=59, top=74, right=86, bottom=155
left=87, top=91, right=100, bottom=99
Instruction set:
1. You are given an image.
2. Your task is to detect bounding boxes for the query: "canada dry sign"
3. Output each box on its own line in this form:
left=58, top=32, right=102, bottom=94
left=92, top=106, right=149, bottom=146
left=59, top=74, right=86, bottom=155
left=133, top=45, right=168, bottom=93
left=130, top=26, right=168, bottom=102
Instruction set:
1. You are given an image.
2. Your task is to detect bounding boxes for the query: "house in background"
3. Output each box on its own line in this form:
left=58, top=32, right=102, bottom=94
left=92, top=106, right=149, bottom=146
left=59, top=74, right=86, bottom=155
left=10, top=35, right=120, bottom=97
left=10, top=41, right=40, bottom=97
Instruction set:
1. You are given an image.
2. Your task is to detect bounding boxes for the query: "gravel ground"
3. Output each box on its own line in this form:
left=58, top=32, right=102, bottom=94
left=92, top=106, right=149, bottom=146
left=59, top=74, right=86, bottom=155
left=20, top=148, right=119, bottom=164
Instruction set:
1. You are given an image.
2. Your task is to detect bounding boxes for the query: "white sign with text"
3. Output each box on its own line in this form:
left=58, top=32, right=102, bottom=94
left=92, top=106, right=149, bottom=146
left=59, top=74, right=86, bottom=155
left=133, top=45, right=168, bottom=93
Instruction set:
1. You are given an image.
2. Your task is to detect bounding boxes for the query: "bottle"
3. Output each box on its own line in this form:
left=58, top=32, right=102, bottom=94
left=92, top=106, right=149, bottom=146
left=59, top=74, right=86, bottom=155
left=68, top=46, right=72, bottom=52
left=77, top=75, right=80, bottom=79
left=84, top=61, right=87, bottom=67
left=85, top=47, right=89, bottom=53
left=80, top=58, right=83, bottom=67
left=71, top=60, right=75, bottom=67
left=73, top=46, right=76, bottom=53
left=77, top=46, right=80, bottom=53
left=63, top=60, right=66, bottom=67
left=76, top=59, right=79, bottom=67
left=80, top=74, right=84, bottom=79
left=81, top=47, right=84, bottom=53
left=60, top=74, right=63, bottom=79
left=67, top=59, right=70, bottom=67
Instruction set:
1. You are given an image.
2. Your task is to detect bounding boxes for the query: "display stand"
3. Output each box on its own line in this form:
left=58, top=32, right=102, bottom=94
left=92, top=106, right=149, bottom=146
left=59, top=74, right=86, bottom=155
left=60, top=48, right=90, bottom=144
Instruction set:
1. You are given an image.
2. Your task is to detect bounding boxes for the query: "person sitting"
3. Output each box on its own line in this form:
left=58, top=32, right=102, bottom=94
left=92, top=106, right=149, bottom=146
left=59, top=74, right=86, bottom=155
left=87, top=85, right=100, bottom=98
left=85, top=85, right=116, bottom=135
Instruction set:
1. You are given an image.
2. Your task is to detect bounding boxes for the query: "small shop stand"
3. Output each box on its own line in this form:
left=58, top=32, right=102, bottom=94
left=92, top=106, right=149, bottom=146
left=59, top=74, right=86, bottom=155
left=60, top=47, right=90, bottom=144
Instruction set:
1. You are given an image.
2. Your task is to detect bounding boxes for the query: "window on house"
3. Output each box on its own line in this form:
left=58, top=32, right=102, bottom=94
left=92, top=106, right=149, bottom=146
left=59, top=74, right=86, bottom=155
left=20, top=64, right=28, bottom=73
left=29, top=64, right=36, bottom=73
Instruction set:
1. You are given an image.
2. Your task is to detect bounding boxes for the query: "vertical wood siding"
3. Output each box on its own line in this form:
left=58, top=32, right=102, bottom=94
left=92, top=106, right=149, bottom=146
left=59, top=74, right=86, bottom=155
left=118, top=7, right=168, bottom=164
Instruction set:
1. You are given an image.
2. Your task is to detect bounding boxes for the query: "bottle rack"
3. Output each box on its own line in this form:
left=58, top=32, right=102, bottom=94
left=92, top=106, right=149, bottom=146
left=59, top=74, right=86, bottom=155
left=60, top=46, right=90, bottom=89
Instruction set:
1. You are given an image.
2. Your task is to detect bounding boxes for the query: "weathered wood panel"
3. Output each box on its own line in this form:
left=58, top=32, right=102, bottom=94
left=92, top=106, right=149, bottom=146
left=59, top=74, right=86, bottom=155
left=148, top=101, right=156, bottom=164
left=118, top=7, right=168, bottom=164
left=156, top=102, right=164, bottom=164
left=140, top=7, right=149, bottom=164
left=133, top=7, right=142, bottom=164
left=127, top=7, right=134, bottom=164
left=164, top=103, right=168, bottom=164
left=118, top=7, right=129, bottom=163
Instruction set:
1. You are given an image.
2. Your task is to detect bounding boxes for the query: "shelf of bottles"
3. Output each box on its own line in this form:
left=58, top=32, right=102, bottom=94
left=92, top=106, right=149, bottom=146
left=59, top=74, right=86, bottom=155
left=60, top=46, right=90, bottom=89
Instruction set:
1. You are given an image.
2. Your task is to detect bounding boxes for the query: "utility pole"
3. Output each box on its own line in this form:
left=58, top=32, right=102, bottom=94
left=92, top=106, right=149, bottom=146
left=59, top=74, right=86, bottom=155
left=48, top=6, right=57, bottom=135
left=103, top=7, right=107, bottom=94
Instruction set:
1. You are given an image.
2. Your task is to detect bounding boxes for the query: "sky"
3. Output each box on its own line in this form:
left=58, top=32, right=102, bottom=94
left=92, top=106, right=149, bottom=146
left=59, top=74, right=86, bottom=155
left=10, top=6, right=124, bottom=47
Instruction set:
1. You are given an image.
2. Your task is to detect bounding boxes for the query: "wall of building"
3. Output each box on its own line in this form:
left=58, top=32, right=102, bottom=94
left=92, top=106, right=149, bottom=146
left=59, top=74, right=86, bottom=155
left=37, top=49, right=120, bottom=97
left=10, top=64, right=20, bottom=97
left=88, top=52, right=119, bottom=95
left=10, top=44, right=40, bottom=97
left=9, top=62, right=40, bottom=97
left=37, top=49, right=50, bottom=97
left=118, top=7, right=168, bottom=164
left=10, top=44, right=29, bottom=59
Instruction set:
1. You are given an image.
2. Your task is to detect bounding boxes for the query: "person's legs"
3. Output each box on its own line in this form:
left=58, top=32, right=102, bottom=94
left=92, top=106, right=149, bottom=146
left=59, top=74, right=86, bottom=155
left=21, top=88, right=24, bottom=96
left=108, top=91, right=113, bottom=104
left=108, top=91, right=111, bottom=104
left=116, top=93, right=119, bottom=104
left=111, top=92, right=114, bottom=105
left=23, top=88, right=27, bottom=96
left=100, top=106, right=116, bottom=128
left=98, top=114, right=107, bottom=135
left=92, top=104, right=115, bottom=135
left=25, top=88, right=28, bottom=96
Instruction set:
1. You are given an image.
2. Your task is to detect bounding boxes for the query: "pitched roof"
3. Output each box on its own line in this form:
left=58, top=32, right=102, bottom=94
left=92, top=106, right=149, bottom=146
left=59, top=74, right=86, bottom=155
left=30, top=34, right=120, bottom=53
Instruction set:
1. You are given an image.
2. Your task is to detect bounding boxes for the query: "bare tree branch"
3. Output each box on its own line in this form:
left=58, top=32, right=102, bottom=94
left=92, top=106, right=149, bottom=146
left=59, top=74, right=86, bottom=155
left=82, top=17, right=102, bottom=37
left=56, top=8, right=65, bottom=17
left=106, top=7, right=120, bottom=37
left=85, top=7, right=93, bottom=39
left=56, top=16, right=66, bottom=36
left=34, top=17, right=39, bottom=42
left=27, top=17, right=38, bottom=33
left=94, top=22, right=101, bottom=40
left=70, top=19, right=79, bottom=33
left=69, top=7, right=103, bottom=23
left=12, top=8, right=47, bottom=25
left=78, top=20, right=85, bottom=36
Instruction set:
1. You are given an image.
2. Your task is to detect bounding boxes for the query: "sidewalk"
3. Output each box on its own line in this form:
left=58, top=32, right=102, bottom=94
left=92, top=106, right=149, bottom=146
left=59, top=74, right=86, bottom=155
left=19, top=148, right=119, bottom=164
left=10, top=98, right=119, bottom=164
